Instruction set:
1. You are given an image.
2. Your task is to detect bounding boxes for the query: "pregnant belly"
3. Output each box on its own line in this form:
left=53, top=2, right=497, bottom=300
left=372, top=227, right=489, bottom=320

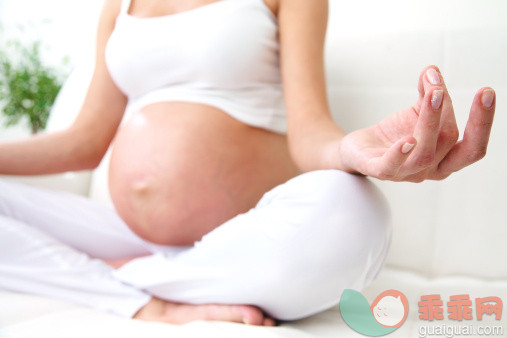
left=109, top=102, right=299, bottom=246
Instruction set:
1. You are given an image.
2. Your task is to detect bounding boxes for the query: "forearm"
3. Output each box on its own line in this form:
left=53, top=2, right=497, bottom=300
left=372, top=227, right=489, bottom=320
left=0, top=126, right=100, bottom=175
left=287, top=113, right=350, bottom=173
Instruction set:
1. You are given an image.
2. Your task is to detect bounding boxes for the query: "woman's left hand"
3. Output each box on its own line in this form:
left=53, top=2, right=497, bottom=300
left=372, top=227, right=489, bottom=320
left=337, top=65, right=496, bottom=182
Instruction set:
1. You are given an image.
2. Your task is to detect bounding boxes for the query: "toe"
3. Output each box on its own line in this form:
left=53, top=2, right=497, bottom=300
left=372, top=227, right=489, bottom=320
left=262, top=317, right=277, bottom=326
left=238, top=305, right=265, bottom=325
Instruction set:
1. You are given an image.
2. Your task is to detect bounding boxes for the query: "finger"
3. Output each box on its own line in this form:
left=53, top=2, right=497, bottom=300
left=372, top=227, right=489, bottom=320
left=437, top=88, right=496, bottom=175
left=415, top=65, right=444, bottom=109
left=368, top=136, right=416, bottom=180
left=416, top=65, right=442, bottom=101
left=415, top=66, right=459, bottom=160
left=405, top=88, right=444, bottom=172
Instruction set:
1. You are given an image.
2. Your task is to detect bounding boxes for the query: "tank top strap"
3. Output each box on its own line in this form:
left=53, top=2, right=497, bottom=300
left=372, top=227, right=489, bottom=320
left=120, top=0, right=133, bottom=14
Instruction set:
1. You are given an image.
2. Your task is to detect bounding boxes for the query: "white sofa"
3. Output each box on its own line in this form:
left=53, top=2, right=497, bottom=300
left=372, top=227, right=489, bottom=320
left=1, top=1, right=506, bottom=337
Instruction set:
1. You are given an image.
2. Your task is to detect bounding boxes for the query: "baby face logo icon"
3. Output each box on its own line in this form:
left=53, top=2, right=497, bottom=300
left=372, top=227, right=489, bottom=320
left=371, top=290, right=409, bottom=328
left=340, top=289, right=409, bottom=336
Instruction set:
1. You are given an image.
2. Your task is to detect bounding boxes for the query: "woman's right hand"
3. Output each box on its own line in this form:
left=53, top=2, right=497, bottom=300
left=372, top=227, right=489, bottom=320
left=336, top=65, right=496, bottom=182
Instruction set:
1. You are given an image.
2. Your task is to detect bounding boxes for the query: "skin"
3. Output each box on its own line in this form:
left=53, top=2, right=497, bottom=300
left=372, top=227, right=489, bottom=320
left=0, top=0, right=496, bottom=327
left=108, top=103, right=298, bottom=246
left=336, top=66, right=496, bottom=182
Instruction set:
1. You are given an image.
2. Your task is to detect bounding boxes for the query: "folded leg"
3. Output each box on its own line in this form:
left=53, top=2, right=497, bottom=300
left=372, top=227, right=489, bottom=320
left=0, top=178, right=188, bottom=259
left=112, top=170, right=392, bottom=320
left=0, top=215, right=151, bottom=317
left=0, top=178, right=187, bottom=317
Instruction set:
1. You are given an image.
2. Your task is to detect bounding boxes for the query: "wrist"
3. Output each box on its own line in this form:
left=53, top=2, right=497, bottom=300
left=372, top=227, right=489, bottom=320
left=288, top=121, right=347, bottom=172
left=321, top=136, right=362, bottom=174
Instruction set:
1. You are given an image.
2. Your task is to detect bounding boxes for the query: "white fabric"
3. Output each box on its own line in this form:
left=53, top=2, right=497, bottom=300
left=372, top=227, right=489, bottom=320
left=4, top=268, right=506, bottom=337
left=105, top=0, right=287, bottom=133
left=0, top=170, right=391, bottom=321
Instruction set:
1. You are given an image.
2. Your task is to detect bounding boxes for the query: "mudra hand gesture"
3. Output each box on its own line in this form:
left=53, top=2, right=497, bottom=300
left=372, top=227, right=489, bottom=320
left=338, top=65, right=496, bottom=182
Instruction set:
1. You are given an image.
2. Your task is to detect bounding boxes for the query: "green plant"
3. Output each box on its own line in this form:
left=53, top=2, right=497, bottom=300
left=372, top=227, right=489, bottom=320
left=0, top=39, right=66, bottom=134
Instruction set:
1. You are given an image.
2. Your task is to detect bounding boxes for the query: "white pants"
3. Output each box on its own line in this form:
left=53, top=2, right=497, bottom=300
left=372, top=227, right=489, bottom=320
left=0, top=170, right=391, bottom=321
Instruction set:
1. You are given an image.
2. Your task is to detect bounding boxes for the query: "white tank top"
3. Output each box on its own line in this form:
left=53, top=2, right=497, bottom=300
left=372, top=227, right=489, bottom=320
left=105, top=0, right=287, bottom=133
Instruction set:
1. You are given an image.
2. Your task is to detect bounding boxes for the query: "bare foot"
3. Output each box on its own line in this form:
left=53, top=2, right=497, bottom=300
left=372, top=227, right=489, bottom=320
left=134, top=297, right=277, bottom=326
left=103, top=259, right=276, bottom=326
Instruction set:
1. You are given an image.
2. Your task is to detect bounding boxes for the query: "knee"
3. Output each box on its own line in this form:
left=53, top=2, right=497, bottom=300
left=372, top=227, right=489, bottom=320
left=303, top=169, right=390, bottom=213
left=252, top=236, right=390, bottom=321
left=273, top=170, right=391, bottom=247
left=297, top=170, right=392, bottom=284
left=248, top=171, right=392, bottom=320
left=322, top=170, right=391, bottom=245
left=253, top=233, right=392, bottom=321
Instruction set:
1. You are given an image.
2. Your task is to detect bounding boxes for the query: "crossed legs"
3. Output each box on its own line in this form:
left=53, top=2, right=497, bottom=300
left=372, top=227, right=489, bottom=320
left=0, top=170, right=391, bottom=324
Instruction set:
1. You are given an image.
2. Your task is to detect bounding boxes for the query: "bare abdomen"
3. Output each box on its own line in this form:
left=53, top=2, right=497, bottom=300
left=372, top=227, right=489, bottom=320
left=108, top=102, right=299, bottom=246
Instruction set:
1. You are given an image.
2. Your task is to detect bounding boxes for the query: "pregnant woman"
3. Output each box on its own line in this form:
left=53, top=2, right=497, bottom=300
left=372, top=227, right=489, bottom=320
left=0, top=0, right=496, bottom=326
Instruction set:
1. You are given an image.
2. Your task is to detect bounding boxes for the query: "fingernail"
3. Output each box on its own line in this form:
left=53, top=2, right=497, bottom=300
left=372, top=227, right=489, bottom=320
left=431, top=90, right=444, bottom=110
left=402, top=143, right=415, bottom=154
left=481, top=89, right=495, bottom=108
left=426, top=68, right=441, bottom=85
